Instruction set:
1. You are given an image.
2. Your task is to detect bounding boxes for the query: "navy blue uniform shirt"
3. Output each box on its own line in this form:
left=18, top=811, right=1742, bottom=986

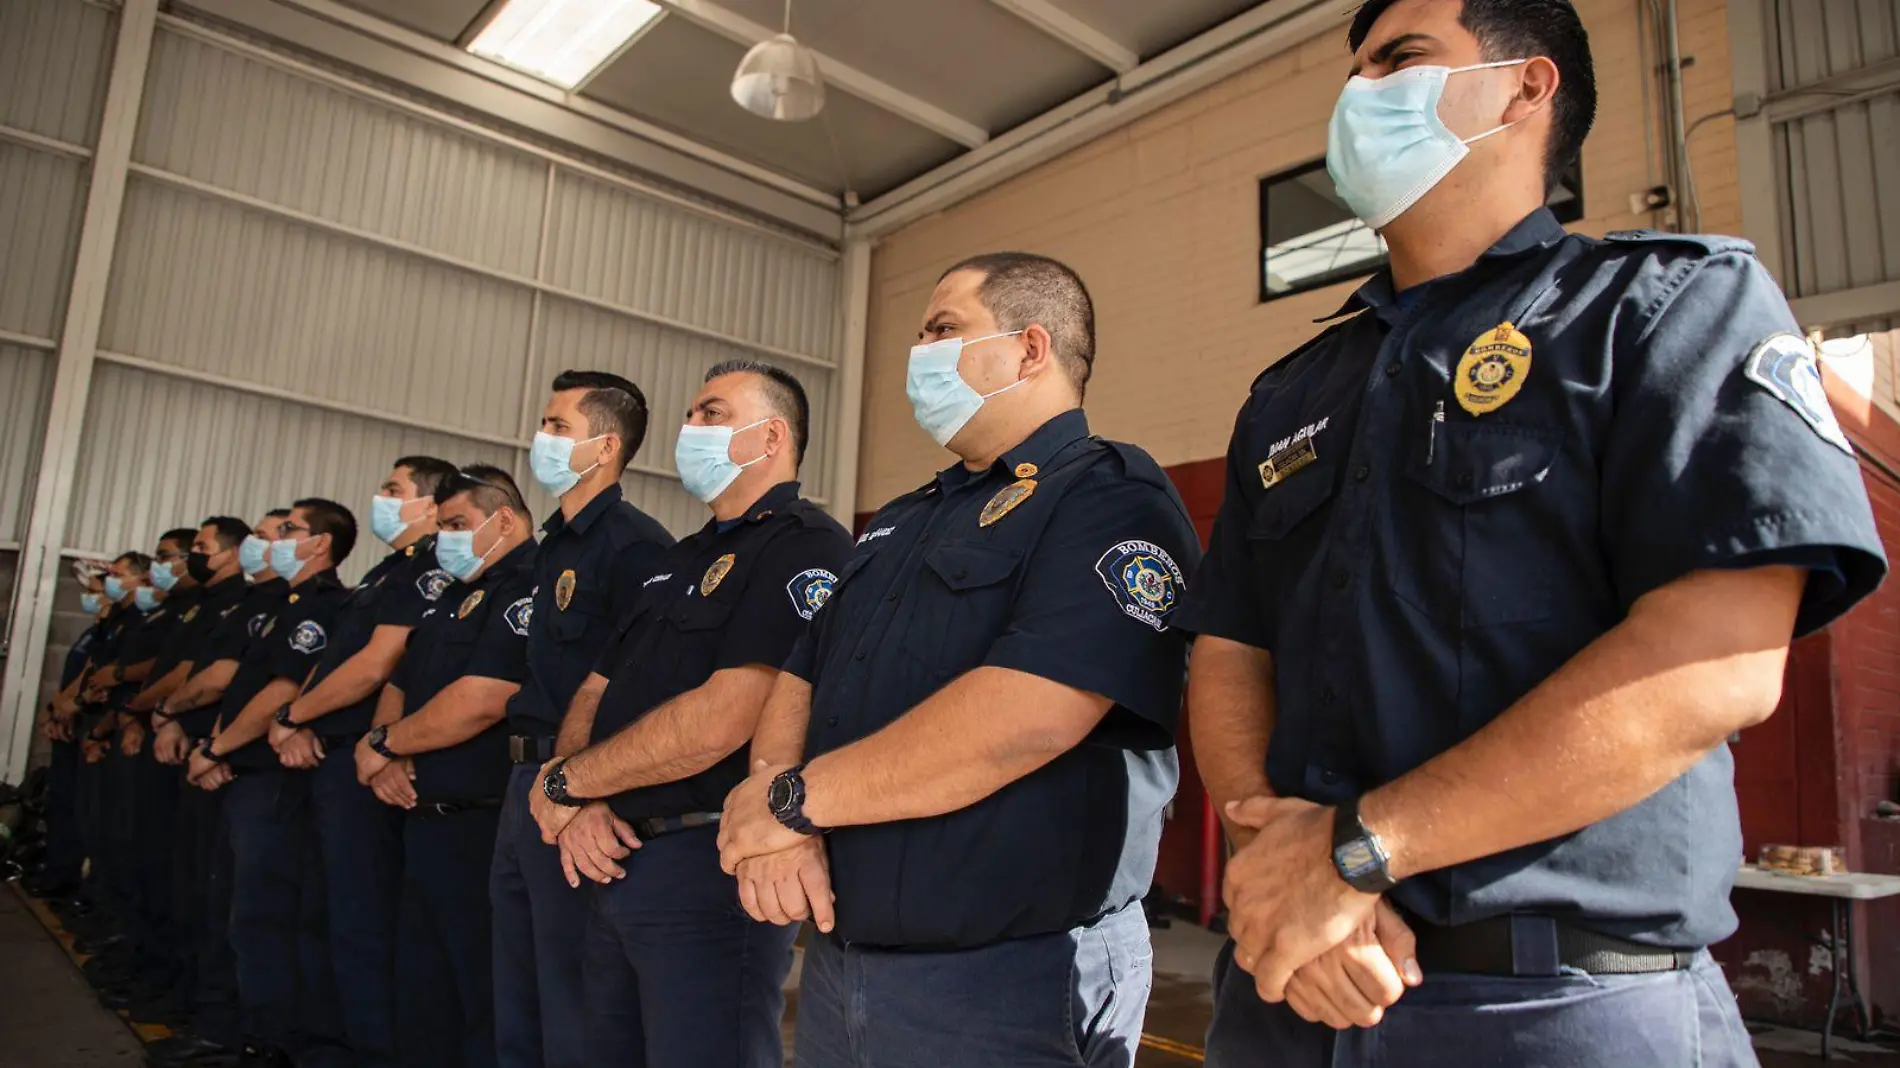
left=303, top=537, right=451, bottom=737
left=505, top=484, right=673, bottom=734
left=106, top=602, right=181, bottom=707
left=589, top=481, right=851, bottom=822
left=398, top=540, right=537, bottom=804
left=219, top=571, right=351, bottom=771
left=1174, top=209, right=1888, bottom=949
left=175, top=577, right=287, bottom=737
left=787, top=410, right=1201, bottom=950
left=144, top=585, right=206, bottom=682
left=61, top=624, right=102, bottom=689
left=150, top=576, right=248, bottom=684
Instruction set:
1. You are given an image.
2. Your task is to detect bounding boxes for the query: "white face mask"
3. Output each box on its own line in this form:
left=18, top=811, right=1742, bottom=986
left=1326, top=59, right=1528, bottom=229
left=906, top=332, right=1029, bottom=447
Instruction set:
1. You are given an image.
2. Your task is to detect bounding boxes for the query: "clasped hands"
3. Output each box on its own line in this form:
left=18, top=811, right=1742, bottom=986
left=715, top=761, right=835, bottom=934
left=1222, top=796, right=1421, bottom=1031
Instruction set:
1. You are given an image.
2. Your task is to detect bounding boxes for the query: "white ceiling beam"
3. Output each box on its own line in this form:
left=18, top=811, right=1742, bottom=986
left=654, top=0, right=989, bottom=149
left=990, top=0, right=1136, bottom=74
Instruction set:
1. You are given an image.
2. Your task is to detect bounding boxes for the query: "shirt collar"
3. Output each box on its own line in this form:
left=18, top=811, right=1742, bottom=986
left=477, top=538, right=536, bottom=582
left=938, top=409, right=1091, bottom=490
left=1319, top=207, right=1568, bottom=323
left=542, top=482, right=624, bottom=539
left=704, top=481, right=803, bottom=537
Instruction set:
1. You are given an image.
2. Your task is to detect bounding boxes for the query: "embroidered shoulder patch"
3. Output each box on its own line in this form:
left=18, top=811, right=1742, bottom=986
left=1744, top=333, right=1852, bottom=455
left=289, top=620, right=327, bottom=654
left=786, top=569, right=838, bottom=621
left=248, top=612, right=270, bottom=638
left=416, top=569, right=453, bottom=602
left=504, top=597, right=533, bottom=637
left=1094, top=541, right=1186, bottom=632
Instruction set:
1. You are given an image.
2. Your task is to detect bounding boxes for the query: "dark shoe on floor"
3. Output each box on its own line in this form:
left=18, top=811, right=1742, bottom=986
left=73, top=932, right=127, bottom=955
left=236, top=1043, right=294, bottom=1068
left=145, top=1036, right=242, bottom=1068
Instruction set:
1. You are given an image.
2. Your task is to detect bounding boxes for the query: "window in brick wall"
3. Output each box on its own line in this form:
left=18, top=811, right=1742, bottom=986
left=1260, top=158, right=1584, bottom=303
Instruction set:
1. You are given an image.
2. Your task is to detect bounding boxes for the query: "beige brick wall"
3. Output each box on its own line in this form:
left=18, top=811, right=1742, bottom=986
left=856, top=0, right=1745, bottom=509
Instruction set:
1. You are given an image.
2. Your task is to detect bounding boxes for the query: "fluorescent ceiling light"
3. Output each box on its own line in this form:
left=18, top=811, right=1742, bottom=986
left=468, top=0, right=663, bottom=89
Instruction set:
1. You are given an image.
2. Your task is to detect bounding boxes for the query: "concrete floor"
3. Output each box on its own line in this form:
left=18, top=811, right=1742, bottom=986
left=4, top=884, right=1895, bottom=1067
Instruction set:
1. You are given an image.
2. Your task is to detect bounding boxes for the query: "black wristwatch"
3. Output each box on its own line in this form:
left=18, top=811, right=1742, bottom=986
left=273, top=703, right=297, bottom=728
left=199, top=738, right=228, bottom=764
left=1331, top=795, right=1398, bottom=894
left=767, top=764, right=823, bottom=836
left=541, top=758, right=587, bottom=808
left=366, top=725, right=399, bottom=760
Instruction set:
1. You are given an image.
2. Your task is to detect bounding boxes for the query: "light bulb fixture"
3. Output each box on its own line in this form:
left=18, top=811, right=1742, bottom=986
left=731, top=0, right=824, bottom=121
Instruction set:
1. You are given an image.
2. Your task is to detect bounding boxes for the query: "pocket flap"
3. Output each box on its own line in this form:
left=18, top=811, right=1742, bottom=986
left=669, top=596, right=733, bottom=631
left=1247, top=468, right=1337, bottom=542
left=1408, top=423, right=1560, bottom=506
left=923, top=543, right=1023, bottom=591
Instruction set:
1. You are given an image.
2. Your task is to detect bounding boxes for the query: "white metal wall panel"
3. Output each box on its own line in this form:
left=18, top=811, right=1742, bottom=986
left=70, top=363, right=521, bottom=580
left=0, top=143, right=87, bottom=341
left=535, top=296, right=835, bottom=505
left=101, top=179, right=535, bottom=440
left=545, top=171, right=841, bottom=360
left=136, top=29, right=548, bottom=276
left=0, top=345, right=57, bottom=545
left=1773, top=0, right=1899, bottom=86
left=0, top=0, right=114, bottom=147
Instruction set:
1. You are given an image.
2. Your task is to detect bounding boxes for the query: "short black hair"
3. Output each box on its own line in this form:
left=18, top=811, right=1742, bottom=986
left=265, top=508, right=292, bottom=520
left=552, top=370, right=649, bottom=473
left=202, top=515, right=252, bottom=550
left=435, top=464, right=532, bottom=528
left=939, top=252, right=1097, bottom=397
left=394, top=455, right=458, bottom=498
left=115, top=551, right=152, bottom=576
left=705, top=359, right=812, bottom=466
left=159, top=528, right=198, bottom=551
left=1348, top=0, right=1596, bottom=190
left=292, top=497, right=357, bottom=567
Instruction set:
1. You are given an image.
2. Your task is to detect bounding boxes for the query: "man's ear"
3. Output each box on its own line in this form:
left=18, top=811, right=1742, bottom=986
left=1020, top=324, right=1058, bottom=378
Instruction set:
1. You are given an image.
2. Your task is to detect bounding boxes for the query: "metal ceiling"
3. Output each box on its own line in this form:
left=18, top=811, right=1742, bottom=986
left=269, top=0, right=1266, bottom=201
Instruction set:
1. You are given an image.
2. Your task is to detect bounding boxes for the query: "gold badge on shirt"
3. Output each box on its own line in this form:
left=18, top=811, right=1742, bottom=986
left=701, top=554, right=736, bottom=596
left=287, top=593, right=300, bottom=604
left=182, top=606, right=200, bottom=624
left=1455, top=322, right=1533, bottom=416
left=1014, top=462, right=1039, bottom=479
left=979, top=479, right=1037, bottom=527
left=458, top=589, right=485, bottom=619
left=555, top=569, right=577, bottom=611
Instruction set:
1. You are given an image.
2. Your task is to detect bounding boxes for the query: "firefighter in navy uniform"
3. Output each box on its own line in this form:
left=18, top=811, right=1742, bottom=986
left=1175, top=3, right=1887, bottom=1066
left=717, top=254, right=1200, bottom=1068
left=490, top=372, right=672, bottom=1068
left=188, top=500, right=357, bottom=1068
left=266, top=457, right=457, bottom=1068
left=147, top=511, right=287, bottom=1066
left=25, top=562, right=114, bottom=901
left=529, top=362, right=851, bottom=1068
left=352, top=465, right=538, bottom=1068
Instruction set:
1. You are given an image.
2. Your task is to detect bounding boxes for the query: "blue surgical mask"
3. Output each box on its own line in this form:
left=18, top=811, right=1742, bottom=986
left=269, top=538, right=306, bottom=583
left=675, top=419, right=770, bottom=503
left=81, top=593, right=105, bottom=615
left=104, top=576, right=128, bottom=603
left=371, top=495, right=414, bottom=545
left=135, top=586, right=161, bottom=612
left=530, top=432, right=607, bottom=498
left=151, top=560, right=180, bottom=592
left=435, top=513, right=499, bottom=581
left=906, top=332, right=1028, bottom=447
left=238, top=535, right=271, bottom=576
left=1326, top=59, right=1526, bottom=230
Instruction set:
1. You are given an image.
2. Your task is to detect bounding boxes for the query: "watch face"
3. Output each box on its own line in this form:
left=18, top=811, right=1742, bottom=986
left=767, top=777, right=794, bottom=815
left=1335, top=839, right=1380, bottom=879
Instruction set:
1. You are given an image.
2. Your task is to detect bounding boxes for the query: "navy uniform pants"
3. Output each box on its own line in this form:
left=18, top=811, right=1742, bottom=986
left=490, top=764, right=590, bottom=1068
left=174, top=783, right=240, bottom=1044
left=132, top=731, right=181, bottom=982
left=398, top=806, right=503, bottom=1068
left=795, top=901, right=1153, bottom=1068
left=222, top=769, right=343, bottom=1059
left=581, top=824, right=797, bottom=1068
left=1203, top=940, right=1761, bottom=1068
left=41, top=735, right=85, bottom=885
left=309, top=746, right=404, bottom=1068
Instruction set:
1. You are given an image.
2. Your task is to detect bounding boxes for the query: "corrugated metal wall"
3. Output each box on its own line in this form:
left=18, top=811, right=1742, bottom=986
left=1770, top=0, right=1900, bottom=333
left=0, top=0, right=114, bottom=547
left=1, top=2, right=841, bottom=578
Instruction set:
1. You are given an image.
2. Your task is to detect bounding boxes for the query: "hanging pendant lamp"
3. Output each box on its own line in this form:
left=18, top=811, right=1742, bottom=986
left=730, top=0, right=824, bottom=121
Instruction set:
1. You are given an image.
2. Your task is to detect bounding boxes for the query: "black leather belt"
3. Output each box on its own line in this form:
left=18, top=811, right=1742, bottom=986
left=508, top=735, right=556, bottom=765
left=629, top=812, right=721, bottom=840
left=1411, top=915, right=1700, bottom=977
left=410, top=798, right=504, bottom=817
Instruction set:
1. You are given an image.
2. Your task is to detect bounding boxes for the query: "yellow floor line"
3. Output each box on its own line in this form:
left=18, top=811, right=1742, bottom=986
left=1140, top=1031, right=1208, bottom=1061
left=10, top=883, right=175, bottom=1044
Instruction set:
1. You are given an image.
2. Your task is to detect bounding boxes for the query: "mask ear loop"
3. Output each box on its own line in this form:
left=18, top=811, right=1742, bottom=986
left=1451, top=58, right=1532, bottom=146
left=972, top=330, right=1035, bottom=402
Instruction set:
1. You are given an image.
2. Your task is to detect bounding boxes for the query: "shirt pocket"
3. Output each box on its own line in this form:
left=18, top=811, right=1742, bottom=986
left=544, top=586, right=606, bottom=643
left=1392, top=422, right=1562, bottom=628
left=902, top=542, right=1025, bottom=680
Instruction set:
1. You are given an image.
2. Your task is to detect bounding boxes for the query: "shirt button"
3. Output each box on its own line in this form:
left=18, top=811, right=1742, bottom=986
left=1320, top=769, right=1341, bottom=786
left=1352, top=465, right=1370, bottom=482
left=1319, top=688, right=1336, bottom=707
left=854, top=650, right=866, bottom=661
left=1456, top=471, right=1475, bottom=489
left=826, top=717, right=838, bottom=727
left=952, top=568, right=967, bottom=581
left=1330, top=570, right=1348, bottom=590
left=1385, top=363, right=1400, bottom=378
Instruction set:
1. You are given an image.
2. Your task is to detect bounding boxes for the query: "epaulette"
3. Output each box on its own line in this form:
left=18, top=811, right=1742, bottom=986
left=1601, top=230, right=1756, bottom=257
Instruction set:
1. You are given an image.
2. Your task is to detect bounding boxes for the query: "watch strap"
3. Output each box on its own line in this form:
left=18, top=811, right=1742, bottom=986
left=542, top=758, right=588, bottom=808
left=367, top=726, right=399, bottom=760
left=274, top=703, right=297, bottom=728
left=1331, top=795, right=1398, bottom=893
left=770, top=764, right=822, bottom=836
